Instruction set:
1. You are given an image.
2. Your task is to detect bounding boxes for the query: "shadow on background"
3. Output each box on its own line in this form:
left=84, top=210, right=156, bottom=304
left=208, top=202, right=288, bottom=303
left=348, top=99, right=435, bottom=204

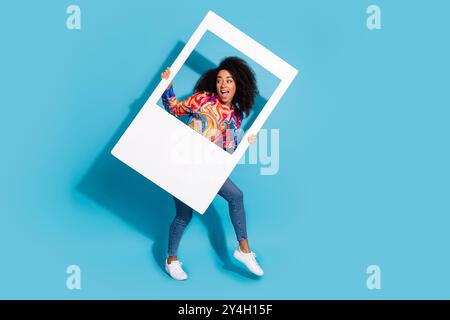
left=77, top=41, right=263, bottom=280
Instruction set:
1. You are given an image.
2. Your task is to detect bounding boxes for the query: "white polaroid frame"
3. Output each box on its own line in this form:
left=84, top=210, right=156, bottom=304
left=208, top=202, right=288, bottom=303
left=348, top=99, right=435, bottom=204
left=111, top=11, right=298, bottom=213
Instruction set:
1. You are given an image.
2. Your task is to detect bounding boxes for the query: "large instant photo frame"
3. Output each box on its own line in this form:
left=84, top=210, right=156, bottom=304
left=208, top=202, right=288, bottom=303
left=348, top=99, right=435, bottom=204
left=111, top=11, right=298, bottom=213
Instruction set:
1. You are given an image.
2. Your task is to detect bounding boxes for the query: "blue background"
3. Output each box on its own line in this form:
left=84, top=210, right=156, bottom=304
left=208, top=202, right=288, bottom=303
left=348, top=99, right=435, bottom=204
left=1, top=0, right=449, bottom=299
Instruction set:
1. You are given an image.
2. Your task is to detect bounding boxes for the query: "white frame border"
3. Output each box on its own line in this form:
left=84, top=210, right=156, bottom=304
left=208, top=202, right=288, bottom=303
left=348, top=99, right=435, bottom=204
left=112, top=11, right=298, bottom=213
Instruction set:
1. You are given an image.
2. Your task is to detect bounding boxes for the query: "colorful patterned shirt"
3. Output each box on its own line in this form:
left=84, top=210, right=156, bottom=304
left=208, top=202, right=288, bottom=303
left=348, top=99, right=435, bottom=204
left=161, top=85, right=242, bottom=152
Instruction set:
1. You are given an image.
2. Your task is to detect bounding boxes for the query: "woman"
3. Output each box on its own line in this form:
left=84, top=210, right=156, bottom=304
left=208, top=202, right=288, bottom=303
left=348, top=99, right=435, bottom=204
left=160, top=57, right=263, bottom=280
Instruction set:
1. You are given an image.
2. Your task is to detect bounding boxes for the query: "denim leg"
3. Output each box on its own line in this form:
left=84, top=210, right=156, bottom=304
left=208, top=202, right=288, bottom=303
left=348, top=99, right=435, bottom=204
left=218, top=178, right=248, bottom=241
left=167, top=196, right=193, bottom=256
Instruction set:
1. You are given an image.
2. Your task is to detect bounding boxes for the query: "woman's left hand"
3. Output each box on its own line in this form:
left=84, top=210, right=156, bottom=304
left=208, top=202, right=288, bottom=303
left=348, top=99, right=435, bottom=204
left=247, top=134, right=257, bottom=145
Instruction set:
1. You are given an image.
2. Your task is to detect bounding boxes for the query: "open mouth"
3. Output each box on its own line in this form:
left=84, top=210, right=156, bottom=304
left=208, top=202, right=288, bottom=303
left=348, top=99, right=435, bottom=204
left=220, top=89, right=230, bottom=99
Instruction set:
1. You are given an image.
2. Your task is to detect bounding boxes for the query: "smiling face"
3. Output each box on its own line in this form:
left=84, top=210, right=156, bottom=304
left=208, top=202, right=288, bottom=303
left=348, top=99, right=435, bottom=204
left=216, top=69, right=236, bottom=106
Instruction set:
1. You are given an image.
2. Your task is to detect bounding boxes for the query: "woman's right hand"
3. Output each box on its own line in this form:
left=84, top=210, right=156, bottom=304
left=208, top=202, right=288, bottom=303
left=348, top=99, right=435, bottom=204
left=161, top=67, right=171, bottom=80
left=161, top=67, right=173, bottom=89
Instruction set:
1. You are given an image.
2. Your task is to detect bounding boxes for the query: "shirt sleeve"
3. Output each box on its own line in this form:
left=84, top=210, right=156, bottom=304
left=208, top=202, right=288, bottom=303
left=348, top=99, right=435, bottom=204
left=233, top=112, right=243, bottom=151
left=161, top=84, right=196, bottom=117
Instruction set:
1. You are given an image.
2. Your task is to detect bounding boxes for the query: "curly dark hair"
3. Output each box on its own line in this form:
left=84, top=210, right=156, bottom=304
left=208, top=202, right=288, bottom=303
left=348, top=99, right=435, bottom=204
left=194, top=56, right=258, bottom=117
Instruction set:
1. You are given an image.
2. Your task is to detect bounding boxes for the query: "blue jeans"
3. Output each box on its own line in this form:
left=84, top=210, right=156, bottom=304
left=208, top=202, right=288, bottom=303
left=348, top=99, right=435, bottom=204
left=167, top=178, right=248, bottom=257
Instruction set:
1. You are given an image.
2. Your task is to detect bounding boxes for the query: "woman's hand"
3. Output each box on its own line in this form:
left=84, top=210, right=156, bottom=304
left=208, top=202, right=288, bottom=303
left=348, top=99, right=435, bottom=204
left=161, top=67, right=171, bottom=80
left=247, top=134, right=257, bottom=145
left=161, top=67, right=173, bottom=88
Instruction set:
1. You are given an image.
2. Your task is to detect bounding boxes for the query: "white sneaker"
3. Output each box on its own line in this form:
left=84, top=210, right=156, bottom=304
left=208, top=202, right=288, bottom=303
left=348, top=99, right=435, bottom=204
left=233, top=247, right=264, bottom=276
left=165, top=259, right=188, bottom=281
